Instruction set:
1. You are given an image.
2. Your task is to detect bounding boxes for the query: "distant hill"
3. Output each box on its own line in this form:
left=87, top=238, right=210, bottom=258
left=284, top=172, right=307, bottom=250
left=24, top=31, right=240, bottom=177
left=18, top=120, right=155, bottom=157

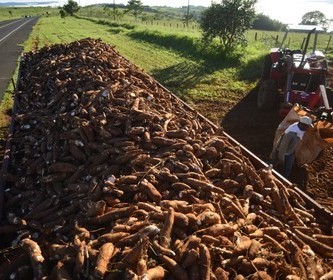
left=95, top=3, right=206, bottom=21
left=0, top=1, right=59, bottom=6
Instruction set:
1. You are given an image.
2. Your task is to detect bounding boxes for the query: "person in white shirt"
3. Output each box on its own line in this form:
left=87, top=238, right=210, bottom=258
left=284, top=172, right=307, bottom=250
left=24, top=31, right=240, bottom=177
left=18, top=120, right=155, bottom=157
left=272, top=116, right=312, bottom=178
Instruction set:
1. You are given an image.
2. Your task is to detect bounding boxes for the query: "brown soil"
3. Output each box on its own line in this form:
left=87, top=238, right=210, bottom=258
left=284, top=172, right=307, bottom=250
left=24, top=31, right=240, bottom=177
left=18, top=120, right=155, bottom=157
left=193, top=77, right=333, bottom=213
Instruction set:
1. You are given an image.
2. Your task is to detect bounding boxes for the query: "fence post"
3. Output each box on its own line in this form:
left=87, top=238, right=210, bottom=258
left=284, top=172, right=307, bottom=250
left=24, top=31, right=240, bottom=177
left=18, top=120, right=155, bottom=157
left=275, top=35, right=279, bottom=44
left=255, top=32, right=257, bottom=41
left=325, top=35, right=332, bottom=53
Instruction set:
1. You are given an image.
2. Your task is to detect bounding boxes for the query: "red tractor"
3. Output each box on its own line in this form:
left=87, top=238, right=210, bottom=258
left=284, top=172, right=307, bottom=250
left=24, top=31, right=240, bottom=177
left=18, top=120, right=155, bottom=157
left=257, top=25, right=331, bottom=118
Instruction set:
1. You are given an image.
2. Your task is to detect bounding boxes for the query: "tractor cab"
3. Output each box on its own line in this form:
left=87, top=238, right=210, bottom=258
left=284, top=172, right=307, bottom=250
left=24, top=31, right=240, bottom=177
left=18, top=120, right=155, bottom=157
left=257, top=25, right=331, bottom=117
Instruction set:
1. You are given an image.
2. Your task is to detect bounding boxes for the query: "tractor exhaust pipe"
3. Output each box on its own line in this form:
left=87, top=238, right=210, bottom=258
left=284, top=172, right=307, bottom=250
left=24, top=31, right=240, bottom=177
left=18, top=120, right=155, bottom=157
left=313, top=32, right=318, bottom=53
left=325, top=35, right=332, bottom=53
left=299, top=27, right=316, bottom=68
left=280, top=28, right=289, bottom=49
left=320, top=85, right=330, bottom=109
left=300, top=37, right=306, bottom=50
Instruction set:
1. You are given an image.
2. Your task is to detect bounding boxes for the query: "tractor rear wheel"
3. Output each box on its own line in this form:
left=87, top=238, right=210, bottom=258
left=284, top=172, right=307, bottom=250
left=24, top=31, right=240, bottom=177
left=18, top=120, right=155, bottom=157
left=260, top=54, right=272, bottom=80
left=257, top=79, right=277, bottom=110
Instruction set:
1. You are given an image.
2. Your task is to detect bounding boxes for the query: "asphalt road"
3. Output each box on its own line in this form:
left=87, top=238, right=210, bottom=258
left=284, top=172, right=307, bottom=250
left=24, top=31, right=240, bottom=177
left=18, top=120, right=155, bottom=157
left=0, top=17, right=39, bottom=102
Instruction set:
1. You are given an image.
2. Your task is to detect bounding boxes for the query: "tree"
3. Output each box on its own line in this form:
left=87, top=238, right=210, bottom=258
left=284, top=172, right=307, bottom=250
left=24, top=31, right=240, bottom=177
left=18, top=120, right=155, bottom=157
left=183, top=12, right=194, bottom=26
left=300, top=10, right=328, bottom=30
left=126, top=0, right=143, bottom=21
left=103, top=4, right=111, bottom=18
left=252, top=14, right=285, bottom=31
left=185, top=0, right=190, bottom=27
left=112, top=9, right=124, bottom=21
left=63, top=0, right=79, bottom=16
left=200, top=0, right=257, bottom=52
left=112, top=0, right=116, bottom=21
left=59, top=9, right=66, bottom=18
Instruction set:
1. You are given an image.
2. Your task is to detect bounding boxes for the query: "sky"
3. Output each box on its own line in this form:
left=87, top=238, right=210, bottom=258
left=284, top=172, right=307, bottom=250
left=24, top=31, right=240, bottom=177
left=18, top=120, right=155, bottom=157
left=2, top=0, right=333, bottom=25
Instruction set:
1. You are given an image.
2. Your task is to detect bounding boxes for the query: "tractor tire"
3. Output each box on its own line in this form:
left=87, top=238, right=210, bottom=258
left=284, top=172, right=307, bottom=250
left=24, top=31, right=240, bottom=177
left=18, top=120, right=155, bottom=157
left=326, top=87, right=333, bottom=108
left=260, top=54, right=272, bottom=80
left=257, top=79, right=277, bottom=110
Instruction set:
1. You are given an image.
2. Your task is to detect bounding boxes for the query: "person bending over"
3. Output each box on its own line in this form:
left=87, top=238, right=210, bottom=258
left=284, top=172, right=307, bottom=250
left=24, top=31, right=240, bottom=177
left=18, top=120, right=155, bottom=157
left=272, top=116, right=312, bottom=178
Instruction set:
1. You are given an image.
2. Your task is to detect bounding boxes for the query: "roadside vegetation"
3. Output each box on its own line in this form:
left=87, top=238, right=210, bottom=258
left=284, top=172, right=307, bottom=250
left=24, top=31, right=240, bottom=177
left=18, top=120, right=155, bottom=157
left=0, top=6, right=57, bottom=20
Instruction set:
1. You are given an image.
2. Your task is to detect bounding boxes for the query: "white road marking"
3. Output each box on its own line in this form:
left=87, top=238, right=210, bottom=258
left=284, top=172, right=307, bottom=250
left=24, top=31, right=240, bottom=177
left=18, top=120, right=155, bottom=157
left=0, top=19, right=25, bottom=29
left=0, top=18, right=33, bottom=45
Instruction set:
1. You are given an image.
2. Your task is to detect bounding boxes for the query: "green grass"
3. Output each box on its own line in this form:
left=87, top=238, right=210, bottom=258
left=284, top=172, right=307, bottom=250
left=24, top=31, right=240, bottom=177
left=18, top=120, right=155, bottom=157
left=73, top=16, right=264, bottom=84
left=2, top=13, right=333, bottom=126
left=24, top=16, right=193, bottom=74
left=14, top=15, right=333, bottom=114
left=76, top=3, right=202, bottom=35
left=0, top=7, right=57, bottom=20
left=0, top=70, right=15, bottom=130
left=1, top=9, right=332, bottom=149
left=247, top=29, right=333, bottom=56
left=14, top=15, right=261, bottom=131
left=1, top=6, right=333, bottom=180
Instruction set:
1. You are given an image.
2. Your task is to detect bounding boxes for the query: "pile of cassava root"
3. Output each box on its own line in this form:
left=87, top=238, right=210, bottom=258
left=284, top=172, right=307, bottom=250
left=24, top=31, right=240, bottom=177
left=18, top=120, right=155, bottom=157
left=1, top=38, right=333, bottom=279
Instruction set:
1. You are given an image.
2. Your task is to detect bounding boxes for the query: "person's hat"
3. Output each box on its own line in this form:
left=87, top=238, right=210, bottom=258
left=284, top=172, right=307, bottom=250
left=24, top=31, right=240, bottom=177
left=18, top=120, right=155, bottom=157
left=299, top=116, right=312, bottom=126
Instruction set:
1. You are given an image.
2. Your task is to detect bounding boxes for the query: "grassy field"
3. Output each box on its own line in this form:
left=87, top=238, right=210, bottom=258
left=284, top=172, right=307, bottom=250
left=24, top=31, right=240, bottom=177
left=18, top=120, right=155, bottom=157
left=23, top=15, right=263, bottom=101
left=1, top=12, right=333, bottom=135
left=0, top=7, right=57, bottom=20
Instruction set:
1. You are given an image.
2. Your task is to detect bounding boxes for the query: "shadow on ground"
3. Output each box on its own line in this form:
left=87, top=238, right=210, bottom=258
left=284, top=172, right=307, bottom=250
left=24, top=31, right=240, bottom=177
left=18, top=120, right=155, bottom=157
left=150, top=61, right=208, bottom=96
left=128, top=29, right=231, bottom=67
left=221, top=86, right=281, bottom=162
left=0, top=125, right=9, bottom=165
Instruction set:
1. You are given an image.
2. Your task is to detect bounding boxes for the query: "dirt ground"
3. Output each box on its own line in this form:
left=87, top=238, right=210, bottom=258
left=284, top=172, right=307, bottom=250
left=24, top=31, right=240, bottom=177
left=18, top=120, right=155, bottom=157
left=195, top=72, right=333, bottom=213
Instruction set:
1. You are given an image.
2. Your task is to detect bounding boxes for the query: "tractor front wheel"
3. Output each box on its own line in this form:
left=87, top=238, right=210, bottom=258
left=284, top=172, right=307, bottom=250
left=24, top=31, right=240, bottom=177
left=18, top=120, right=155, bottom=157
left=257, top=79, right=277, bottom=110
